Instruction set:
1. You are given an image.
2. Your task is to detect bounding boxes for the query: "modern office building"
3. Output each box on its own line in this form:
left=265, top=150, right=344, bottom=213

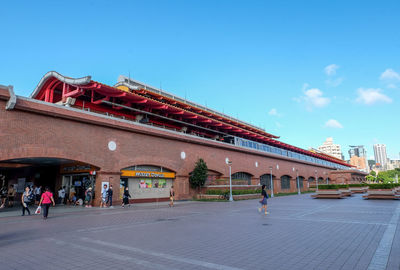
left=348, top=145, right=369, bottom=172
left=373, top=144, right=388, bottom=168
left=318, top=137, right=343, bottom=160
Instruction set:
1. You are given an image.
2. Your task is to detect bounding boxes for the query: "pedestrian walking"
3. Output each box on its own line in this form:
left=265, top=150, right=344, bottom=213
left=107, top=185, right=113, bottom=208
left=169, top=185, right=175, bottom=207
left=34, top=186, right=42, bottom=205
left=7, top=185, right=16, bottom=207
left=21, top=186, right=32, bottom=216
left=58, top=186, right=65, bottom=205
left=100, top=184, right=108, bottom=208
left=39, top=186, right=55, bottom=220
left=122, top=187, right=131, bottom=208
left=258, top=185, right=269, bottom=215
left=0, top=185, right=7, bottom=209
left=84, top=187, right=93, bottom=207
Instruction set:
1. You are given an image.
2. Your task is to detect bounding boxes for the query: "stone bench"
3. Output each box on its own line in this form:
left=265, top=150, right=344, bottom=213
left=363, top=190, right=400, bottom=200
left=349, top=187, right=368, bottom=194
left=311, top=190, right=345, bottom=199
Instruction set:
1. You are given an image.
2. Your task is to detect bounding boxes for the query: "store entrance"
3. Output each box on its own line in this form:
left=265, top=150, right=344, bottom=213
left=62, top=174, right=95, bottom=203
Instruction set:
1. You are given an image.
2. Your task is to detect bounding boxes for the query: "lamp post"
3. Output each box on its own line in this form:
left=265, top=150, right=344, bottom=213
left=227, top=160, right=233, bottom=202
left=324, top=172, right=328, bottom=184
left=315, top=170, right=318, bottom=191
left=269, top=166, right=274, bottom=198
left=296, top=169, right=301, bottom=195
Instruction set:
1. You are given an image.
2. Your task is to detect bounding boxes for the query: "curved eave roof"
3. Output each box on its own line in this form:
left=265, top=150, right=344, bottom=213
left=31, top=72, right=351, bottom=168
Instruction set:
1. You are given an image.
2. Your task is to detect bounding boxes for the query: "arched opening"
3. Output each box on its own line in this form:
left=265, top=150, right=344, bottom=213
left=231, top=172, right=253, bottom=185
left=280, top=175, right=291, bottom=190
left=318, top=177, right=324, bottom=184
left=0, top=157, right=99, bottom=207
left=260, top=174, right=275, bottom=190
left=326, top=177, right=331, bottom=184
left=307, top=177, right=316, bottom=188
left=120, top=165, right=176, bottom=202
left=205, top=170, right=223, bottom=186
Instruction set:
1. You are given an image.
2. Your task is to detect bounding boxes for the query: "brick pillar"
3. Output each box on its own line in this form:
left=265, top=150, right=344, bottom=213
left=175, top=175, right=190, bottom=200
left=94, top=171, right=121, bottom=206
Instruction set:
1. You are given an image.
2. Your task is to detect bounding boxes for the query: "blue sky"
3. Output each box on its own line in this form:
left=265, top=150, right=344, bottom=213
left=1, top=0, right=399, bottom=160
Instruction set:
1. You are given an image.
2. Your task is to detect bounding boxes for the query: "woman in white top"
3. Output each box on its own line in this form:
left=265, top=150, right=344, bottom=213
left=21, top=186, right=31, bottom=216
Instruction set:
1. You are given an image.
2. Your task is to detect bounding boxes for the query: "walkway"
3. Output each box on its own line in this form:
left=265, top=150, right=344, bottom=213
left=0, top=194, right=399, bottom=270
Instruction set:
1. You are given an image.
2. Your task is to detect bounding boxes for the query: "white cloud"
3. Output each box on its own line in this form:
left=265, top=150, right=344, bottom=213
left=303, top=88, right=330, bottom=108
left=324, top=64, right=339, bottom=76
left=324, top=119, right=343, bottom=129
left=325, top=77, right=344, bottom=87
left=380, top=68, right=400, bottom=81
left=356, top=88, right=392, bottom=105
left=268, top=108, right=279, bottom=116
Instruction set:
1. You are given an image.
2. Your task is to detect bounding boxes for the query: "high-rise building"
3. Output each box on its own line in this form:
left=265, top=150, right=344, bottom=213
left=373, top=144, right=388, bottom=168
left=348, top=145, right=369, bottom=172
left=318, top=137, right=343, bottom=160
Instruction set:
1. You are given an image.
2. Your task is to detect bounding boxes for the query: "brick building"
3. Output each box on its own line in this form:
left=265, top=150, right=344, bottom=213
left=0, top=72, right=364, bottom=205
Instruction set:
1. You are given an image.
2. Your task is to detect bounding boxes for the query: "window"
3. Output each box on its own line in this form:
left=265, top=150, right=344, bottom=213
left=280, top=175, right=291, bottom=190
left=260, top=174, right=272, bottom=190
left=231, top=172, right=252, bottom=185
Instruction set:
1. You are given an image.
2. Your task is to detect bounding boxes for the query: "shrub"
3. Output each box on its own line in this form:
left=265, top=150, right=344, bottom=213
left=337, top=184, right=349, bottom=189
left=348, top=184, right=366, bottom=187
left=367, top=184, right=395, bottom=189
left=318, top=184, right=339, bottom=190
left=206, top=189, right=261, bottom=195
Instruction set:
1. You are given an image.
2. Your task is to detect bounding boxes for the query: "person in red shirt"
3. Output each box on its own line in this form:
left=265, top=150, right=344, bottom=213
left=39, top=186, right=55, bottom=220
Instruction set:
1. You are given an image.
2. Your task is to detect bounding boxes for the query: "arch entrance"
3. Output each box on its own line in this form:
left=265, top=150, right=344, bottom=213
left=0, top=157, right=99, bottom=206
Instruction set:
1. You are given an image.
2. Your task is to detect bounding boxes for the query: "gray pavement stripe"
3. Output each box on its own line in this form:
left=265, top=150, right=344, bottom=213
left=269, top=216, right=389, bottom=226
left=291, top=205, right=332, bottom=217
left=81, top=237, right=244, bottom=270
left=367, top=204, right=400, bottom=270
left=76, top=212, right=203, bottom=233
left=50, top=238, right=175, bottom=270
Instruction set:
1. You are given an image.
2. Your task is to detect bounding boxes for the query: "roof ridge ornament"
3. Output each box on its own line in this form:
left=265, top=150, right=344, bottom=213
left=30, top=71, right=92, bottom=98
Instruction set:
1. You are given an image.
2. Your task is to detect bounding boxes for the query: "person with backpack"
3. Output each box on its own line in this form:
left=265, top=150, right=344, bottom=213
left=21, top=186, right=32, bottom=216
left=84, top=187, right=93, bottom=208
left=38, top=186, right=55, bottom=220
left=258, top=185, right=269, bottom=215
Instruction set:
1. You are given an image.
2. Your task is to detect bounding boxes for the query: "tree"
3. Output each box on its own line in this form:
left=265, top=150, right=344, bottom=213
left=370, top=170, right=376, bottom=177
left=189, top=158, right=208, bottom=192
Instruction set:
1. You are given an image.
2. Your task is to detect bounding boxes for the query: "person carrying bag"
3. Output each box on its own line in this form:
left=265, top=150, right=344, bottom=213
left=38, top=186, right=55, bottom=220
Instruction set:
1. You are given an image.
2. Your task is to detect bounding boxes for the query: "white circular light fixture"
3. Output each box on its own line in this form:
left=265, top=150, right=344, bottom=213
left=255, top=162, right=258, bottom=167
left=108, top=141, right=117, bottom=151
left=181, top=151, right=186, bottom=159
left=225, top=158, right=230, bottom=164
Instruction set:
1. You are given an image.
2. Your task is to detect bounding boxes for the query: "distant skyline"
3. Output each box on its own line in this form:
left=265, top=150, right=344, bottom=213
left=1, top=0, right=399, bottom=160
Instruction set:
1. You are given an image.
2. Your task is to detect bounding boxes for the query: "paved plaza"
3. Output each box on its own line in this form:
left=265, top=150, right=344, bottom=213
left=0, top=194, right=399, bottom=270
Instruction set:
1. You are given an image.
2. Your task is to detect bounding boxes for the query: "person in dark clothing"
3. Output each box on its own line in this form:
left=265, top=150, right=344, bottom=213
left=21, top=186, right=32, bottom=216
left=107, top=185, right=113, bottom=208
left=122, top=187, right=131, bottom=208
left=258, top=185, right=269, bottom=215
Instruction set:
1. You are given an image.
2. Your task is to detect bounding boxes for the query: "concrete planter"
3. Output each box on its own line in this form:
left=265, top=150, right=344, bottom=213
left=363, top=189, right=400, bottom=199
left=311, top=189, right=345, bottom=199
left=338, top=189, right=352, bottom=196
left=349, top=187, right=368, bottom=194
